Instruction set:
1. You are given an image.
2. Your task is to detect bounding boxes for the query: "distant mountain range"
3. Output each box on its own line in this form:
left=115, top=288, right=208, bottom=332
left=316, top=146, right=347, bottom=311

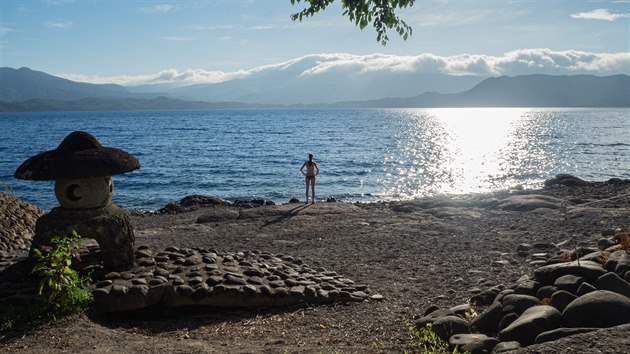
left=0, top=66, right=628, bottom=111
left=327, top=74, right=630, bottom=108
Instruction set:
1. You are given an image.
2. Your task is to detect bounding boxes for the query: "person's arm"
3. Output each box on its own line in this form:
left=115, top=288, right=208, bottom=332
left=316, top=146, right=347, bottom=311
left=314, top=162, right=320, bottom=175
left=300, top=162, right=306, bottom=175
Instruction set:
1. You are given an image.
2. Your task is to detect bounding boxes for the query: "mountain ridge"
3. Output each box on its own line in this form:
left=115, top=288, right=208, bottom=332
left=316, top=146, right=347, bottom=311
left=0, top=67, right=628, bottom=111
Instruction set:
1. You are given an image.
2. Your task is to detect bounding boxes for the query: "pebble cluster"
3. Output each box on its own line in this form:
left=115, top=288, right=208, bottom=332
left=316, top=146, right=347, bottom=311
left=414, top=230, right=630, bottom=354
left=0, top=192, right=43, bottom=254
left=85, top=245, right=369, bottom=312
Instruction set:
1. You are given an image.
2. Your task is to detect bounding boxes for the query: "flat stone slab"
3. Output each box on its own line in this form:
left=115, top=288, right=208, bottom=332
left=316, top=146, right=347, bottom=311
left=90, top=246, right=370, bottom=312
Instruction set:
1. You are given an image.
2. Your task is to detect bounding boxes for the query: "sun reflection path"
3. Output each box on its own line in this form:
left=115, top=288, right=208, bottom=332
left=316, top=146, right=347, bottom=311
left=431, top=108, right=529, bottom=195
left=381, top=108, right=542, bottom=199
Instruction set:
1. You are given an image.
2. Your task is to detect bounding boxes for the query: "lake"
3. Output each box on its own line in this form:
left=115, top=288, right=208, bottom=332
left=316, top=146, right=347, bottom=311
left=1, top=108, right=628, bottom=210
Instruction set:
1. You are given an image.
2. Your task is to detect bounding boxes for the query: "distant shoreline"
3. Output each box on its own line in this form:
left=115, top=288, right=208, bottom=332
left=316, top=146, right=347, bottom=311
left=2, top=99, right=630, bottom=113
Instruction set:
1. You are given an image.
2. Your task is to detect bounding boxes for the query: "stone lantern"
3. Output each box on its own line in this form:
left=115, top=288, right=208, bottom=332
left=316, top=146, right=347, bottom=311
left=14, top=131, right=140, bottom=270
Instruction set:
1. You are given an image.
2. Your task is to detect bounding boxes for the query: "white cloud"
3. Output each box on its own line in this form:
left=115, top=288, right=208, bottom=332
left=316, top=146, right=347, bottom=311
left=571, top=8, right=630, bottom=21
left=59, top=49, right=630, bottom=86
left=489, top=49, right=630, bottom=76
left=60, top=68, right=249, bottom=86
left=44, top=0, right=75, bottom=5
left=290, top=50, right=630, bottom=78
left=186, top=24, right=235, bottom=30
left=141, top=4, right=175, bottom=14
left=0, top=25, right=15, bottom=36
left=250, top=25, right=275, bottom=30
left=160, top=36, right=194, bottom=41
left=44, top=21, right=73, bottom=29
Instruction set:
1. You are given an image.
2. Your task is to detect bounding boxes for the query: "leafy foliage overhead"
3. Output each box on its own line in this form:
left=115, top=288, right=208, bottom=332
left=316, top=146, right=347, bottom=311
left=290, top=0, right=414, bottom=45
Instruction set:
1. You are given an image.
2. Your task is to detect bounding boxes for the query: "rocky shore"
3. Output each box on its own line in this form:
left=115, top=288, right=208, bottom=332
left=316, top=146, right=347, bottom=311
left=1, top=175, right=630, bottom=353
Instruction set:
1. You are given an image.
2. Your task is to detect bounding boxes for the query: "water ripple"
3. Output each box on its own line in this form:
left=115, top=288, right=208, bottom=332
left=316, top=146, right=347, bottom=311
left=1, top=108, right=629, bottom=210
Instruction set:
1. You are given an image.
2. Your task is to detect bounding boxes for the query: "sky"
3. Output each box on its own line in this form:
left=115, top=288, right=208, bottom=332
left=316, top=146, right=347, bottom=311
left=1, top=0, right=629, bottom=86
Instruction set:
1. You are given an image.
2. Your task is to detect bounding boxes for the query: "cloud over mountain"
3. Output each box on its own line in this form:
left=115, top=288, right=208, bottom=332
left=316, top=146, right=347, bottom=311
left=59, top=49, right=630, bottom=88
left=571, top=8, right=630, bottom=21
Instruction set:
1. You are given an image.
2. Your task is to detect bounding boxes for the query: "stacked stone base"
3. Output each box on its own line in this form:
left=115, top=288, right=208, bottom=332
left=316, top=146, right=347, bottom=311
left=88, top=246, right=369, bottom=312
left=0, top=245, right=370, bottom=313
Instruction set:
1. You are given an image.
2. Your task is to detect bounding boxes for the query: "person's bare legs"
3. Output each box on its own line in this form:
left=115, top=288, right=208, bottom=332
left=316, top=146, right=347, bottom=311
left=305, top=178, right=310, bottom=204
left=311, top=179, right=316, bottom=204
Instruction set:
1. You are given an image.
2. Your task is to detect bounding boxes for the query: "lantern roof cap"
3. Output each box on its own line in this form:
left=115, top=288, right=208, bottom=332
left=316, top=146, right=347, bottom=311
left=14, top=131, right=140, bottom=180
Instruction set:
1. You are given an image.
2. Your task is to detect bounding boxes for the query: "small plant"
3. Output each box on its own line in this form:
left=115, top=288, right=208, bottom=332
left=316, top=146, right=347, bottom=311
left=402, top=320, right=465, bottom=354
left=1, top=231, right=93, bottom=334
left=463, top=308, right=477, bottom=321
left=371, top=337, right=385, bottom=353
left=31, top=230, right=93, bottom=317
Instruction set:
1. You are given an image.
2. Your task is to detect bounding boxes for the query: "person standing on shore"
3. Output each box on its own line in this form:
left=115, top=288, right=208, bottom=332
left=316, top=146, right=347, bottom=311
left=300, top=153, right=319, bottom=204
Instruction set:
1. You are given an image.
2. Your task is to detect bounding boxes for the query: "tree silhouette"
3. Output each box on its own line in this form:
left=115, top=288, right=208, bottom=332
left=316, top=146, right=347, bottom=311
left=290, top=0, right=414, bottom=45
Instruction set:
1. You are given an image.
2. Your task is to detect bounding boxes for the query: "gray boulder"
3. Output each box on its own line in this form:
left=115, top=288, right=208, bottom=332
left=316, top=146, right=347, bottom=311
left=448, top=333, right=499, bottom=354
left=501, top=294, right=540, bottom=315
left=494, top=289, right=514, bottom=304
left=597, top=238, right=615, bottom=250
left=449, top=304, right=474, bottom=317
left=536, top=285, right=558, bottom=300
left=578, top=250, right=609, bottom=263
left=423, top=304, right=441, bottom=315
left=570, top=247, right=600, bottom=260
left=576, top=282, right=597, bottom=296
left=471, top=301, right=504, bottom=333
left=491, top=341, right=521, bottom=353
left=513, top=280, right=539, bottom=296
left=497, top=313, right=519, bottom=332
left=544, top=174, right=591, bottom=187
left=432, top=316, right=471, bottom=340
left=563, top=290, right=630, bottom=328
left=553, top=274, right=585, bottom=294
left=498, top=305, right=562, bottom=345
left=471, top=289, right=499, bottom=306
left=550, top=290, right=578, bottom=312
left=596, top=272, right=630, bottom=297
left=605, top=250, right=630, bottom=276
left=534, top=260, right=607, bottom=284
left=415, top=308, right=456, bottom=328
left=534, top=327, right=598, bottom=344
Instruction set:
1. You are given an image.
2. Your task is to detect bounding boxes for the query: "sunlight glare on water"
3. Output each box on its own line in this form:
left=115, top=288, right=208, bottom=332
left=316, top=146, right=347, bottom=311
left=381, top=108, right=549, bottom=199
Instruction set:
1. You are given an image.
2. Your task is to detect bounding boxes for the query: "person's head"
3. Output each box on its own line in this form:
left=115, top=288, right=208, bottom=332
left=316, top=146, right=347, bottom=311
left=308, top=153, right=313, bottom=166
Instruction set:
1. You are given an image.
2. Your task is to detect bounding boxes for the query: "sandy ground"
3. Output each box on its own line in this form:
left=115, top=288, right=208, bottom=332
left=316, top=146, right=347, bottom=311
left=2, top=178, right=630, bottom=353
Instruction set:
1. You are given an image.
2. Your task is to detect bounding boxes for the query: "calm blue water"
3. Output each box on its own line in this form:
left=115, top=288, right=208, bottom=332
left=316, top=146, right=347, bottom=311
left=1, top=108, right=629, bottom=210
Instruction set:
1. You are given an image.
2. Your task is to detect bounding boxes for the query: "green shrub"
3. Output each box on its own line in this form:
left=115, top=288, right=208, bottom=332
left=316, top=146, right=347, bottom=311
left=31, top=230, right=93, bottom=317
left=1, top=231, right=93, bottom=335
left=403, top=321, right=466, bottom=354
